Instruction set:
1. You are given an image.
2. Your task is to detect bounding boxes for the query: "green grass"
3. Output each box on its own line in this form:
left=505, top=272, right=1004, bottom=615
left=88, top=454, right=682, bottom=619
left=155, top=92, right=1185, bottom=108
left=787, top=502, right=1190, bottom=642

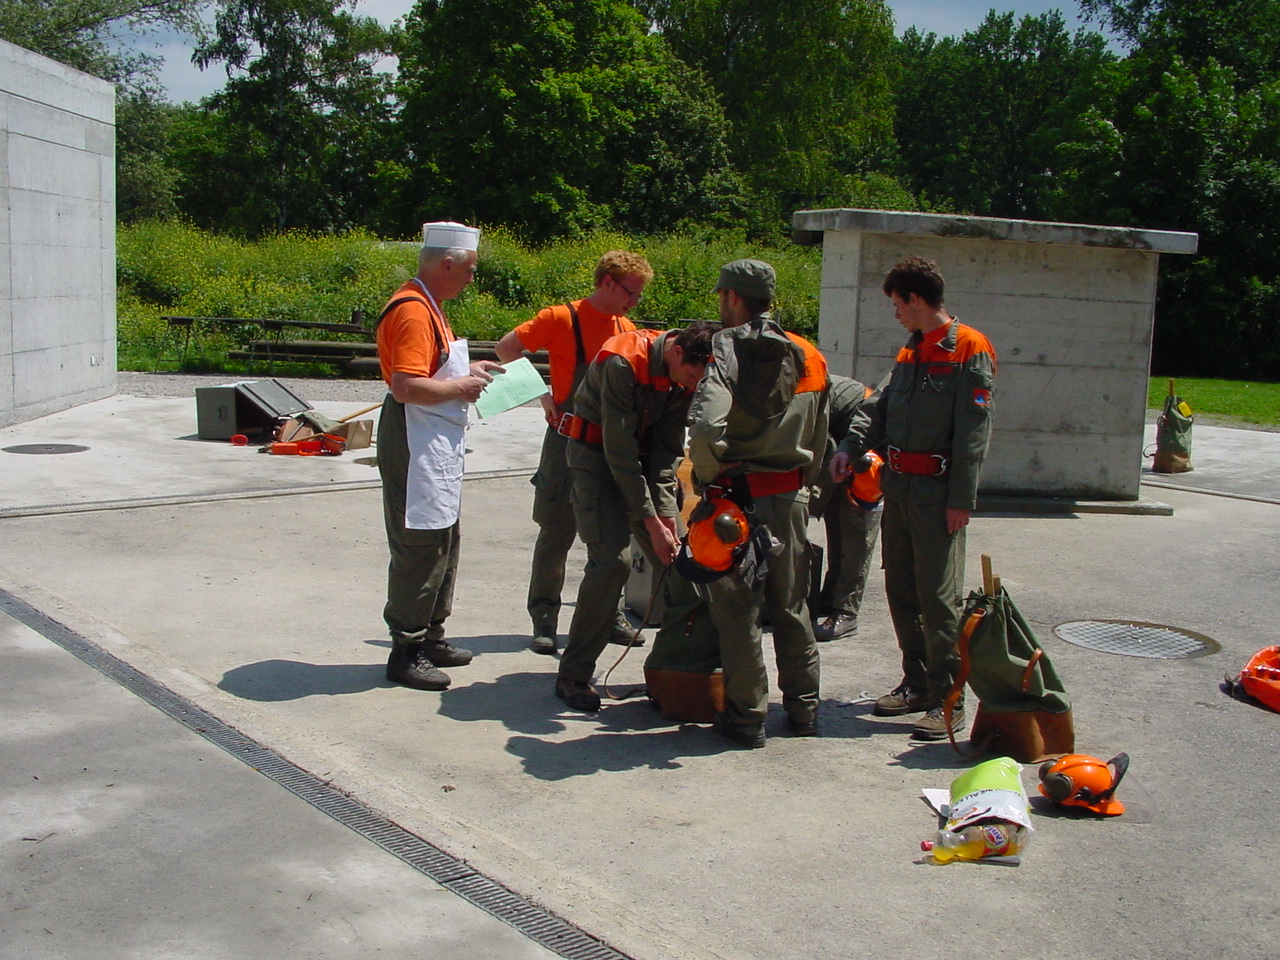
left=1149, top=377, right=1280, bottom=429
left=118, top=221, right=822, bottom=375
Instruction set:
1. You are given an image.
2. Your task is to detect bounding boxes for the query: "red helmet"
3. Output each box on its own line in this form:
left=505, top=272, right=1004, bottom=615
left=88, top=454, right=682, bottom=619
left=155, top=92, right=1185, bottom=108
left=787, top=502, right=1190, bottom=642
left=1038, top=753, right=1129, bottom=816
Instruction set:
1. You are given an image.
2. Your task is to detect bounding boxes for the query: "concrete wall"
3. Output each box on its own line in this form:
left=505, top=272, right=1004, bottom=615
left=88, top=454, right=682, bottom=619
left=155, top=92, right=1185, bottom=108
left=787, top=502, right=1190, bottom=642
left=792, top=209, right=1198, bottom=500
left=1, top=39, right=115, bottom=429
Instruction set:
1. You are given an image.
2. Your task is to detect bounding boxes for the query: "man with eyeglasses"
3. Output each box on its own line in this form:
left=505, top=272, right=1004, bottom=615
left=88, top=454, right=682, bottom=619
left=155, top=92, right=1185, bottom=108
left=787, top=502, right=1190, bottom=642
left=829, top=256, right=996, bottom=742
left=495, top=251, right=654, bottom=655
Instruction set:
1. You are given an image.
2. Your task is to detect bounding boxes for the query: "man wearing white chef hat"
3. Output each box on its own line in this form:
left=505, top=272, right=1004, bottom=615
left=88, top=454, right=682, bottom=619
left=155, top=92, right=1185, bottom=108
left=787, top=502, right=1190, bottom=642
left=375, top=221, right=504, bottom=691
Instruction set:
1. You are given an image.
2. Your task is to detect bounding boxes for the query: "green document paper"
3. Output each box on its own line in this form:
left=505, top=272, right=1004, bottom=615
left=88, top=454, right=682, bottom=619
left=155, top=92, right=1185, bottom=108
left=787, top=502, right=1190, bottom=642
left=474, top=356, right=548, bottom=420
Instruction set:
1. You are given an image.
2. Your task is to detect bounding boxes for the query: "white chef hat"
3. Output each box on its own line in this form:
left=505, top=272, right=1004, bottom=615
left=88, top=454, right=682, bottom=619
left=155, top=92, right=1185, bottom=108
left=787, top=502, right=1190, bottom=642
left=421, top=221, right=480, bottom=251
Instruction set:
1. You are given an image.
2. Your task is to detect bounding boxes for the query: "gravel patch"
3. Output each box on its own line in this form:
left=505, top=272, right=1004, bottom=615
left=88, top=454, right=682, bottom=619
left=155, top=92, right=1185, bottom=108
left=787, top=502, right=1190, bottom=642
left=118, top=372, right=386, bottom=404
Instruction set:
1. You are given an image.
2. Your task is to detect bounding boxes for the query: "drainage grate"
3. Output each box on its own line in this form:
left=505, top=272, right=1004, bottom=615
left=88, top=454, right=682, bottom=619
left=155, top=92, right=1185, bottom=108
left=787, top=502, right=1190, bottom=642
left=1053, top=619, right=1220, bottom=659
left=3, top=443, right=89, bottom=455
left=0, top=587, right=632, bottom=960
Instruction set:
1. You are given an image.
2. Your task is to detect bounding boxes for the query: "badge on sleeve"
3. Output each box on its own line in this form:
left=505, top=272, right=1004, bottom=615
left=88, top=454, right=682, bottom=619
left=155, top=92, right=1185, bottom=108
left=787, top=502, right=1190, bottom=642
left=972, top=387, right=991, bottom=408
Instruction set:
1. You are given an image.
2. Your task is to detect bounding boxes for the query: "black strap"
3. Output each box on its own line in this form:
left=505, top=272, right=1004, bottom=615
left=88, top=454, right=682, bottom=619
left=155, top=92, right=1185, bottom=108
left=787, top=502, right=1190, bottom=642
left=376, top=295, right=448, bottom=375
left=568, top=301, right=584, bottom=365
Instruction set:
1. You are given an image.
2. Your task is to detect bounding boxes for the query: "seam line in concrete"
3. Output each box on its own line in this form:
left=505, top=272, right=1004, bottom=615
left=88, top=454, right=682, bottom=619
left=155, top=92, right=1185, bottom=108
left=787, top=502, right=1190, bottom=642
left=0, top=586, right=631, bottom=960
left=0, top=469, right=534, bottom=519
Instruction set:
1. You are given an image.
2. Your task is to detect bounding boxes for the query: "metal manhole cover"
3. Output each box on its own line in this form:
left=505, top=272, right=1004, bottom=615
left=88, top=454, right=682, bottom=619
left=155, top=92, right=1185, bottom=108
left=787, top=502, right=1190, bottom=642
left=3, top=443, right=90, bottom=455
left=1053, top=620, right=1220, bottom=659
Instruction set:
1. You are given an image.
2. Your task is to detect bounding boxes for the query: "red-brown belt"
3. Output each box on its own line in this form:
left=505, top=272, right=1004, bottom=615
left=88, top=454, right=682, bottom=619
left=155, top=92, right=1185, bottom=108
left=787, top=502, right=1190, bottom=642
left=556, top=411, right=603, bottom=446
left=885, top=445, right=951, bottom=477
left=711, top=468, right=806, bottom=498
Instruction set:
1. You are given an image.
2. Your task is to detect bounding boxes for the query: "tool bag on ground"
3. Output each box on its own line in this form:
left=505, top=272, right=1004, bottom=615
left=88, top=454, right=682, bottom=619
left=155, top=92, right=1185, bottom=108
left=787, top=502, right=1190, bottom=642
left=945, top=564, right=1074, bottom=762
left=1153, top=380, right=1193, bottom=473
left=643, top=569, right=725, bottom=723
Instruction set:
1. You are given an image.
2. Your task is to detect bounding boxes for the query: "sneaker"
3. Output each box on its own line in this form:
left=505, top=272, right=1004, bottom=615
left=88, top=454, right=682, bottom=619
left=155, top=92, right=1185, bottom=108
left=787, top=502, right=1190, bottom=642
left=530, top=623, right=558, bottom=655
left=609, top=611, right=645, bottom=647
left=554, top=677, right=601, bottom=713
left=712, top=712, right=766, bottom=749
left=873, top=683, right=932, bottom=717
left=813, top=614, right=858, bottom=642
left=386, top=641, right=451, bottom=691
left=910, top=706, right=966, bottom=741
left=421, top=638, right=473, bottom=667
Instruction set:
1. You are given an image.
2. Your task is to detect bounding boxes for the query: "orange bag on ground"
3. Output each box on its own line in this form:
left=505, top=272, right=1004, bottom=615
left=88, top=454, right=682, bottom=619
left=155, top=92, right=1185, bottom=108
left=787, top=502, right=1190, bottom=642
left=1235, top=646, right=1280, bottom=713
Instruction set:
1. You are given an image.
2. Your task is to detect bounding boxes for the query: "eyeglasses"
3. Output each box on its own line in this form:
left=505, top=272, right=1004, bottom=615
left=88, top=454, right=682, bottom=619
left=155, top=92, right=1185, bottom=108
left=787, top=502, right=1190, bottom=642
left=613, top=277, right=643, bottom=300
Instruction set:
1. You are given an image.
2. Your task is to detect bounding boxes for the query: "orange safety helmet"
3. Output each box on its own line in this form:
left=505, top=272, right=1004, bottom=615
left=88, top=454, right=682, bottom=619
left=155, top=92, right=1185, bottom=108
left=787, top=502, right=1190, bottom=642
left=846, top=451, right=884, bottom=510
left=1038, top=753, right=1129, bottom=816
left=675, top=498, right=750, bottom=583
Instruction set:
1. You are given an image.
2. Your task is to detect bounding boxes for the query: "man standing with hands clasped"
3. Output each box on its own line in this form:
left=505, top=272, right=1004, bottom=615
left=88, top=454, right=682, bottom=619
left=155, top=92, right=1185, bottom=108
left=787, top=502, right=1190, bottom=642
left=830, top=256, right=996, bottom=740
left=552, top=322, right=716, bottom=712
left=375, top=221, right=504, bottom=692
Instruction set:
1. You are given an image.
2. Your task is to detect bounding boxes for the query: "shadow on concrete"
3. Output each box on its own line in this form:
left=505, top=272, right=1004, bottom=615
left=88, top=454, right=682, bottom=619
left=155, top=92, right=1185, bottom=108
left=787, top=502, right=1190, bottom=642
left=506, top=727, right=725, bottom=780
left=219, top=659, right=386, bottom=700
left=437, top=671, right=576, bottom=736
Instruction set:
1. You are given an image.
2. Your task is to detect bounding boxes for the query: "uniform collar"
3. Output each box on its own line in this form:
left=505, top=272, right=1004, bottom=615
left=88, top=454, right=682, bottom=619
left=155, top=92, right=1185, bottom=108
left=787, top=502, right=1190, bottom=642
left=910, top=318, right=958, bottom=353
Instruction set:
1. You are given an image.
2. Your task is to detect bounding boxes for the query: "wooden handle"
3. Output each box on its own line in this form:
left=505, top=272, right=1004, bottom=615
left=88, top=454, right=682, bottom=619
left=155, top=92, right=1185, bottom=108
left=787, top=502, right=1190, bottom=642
left=1168, top=378, right=1175, bottom=397
left=338, top=401, right=383, bottom=423
left=981, top=554, right=995, bottom=595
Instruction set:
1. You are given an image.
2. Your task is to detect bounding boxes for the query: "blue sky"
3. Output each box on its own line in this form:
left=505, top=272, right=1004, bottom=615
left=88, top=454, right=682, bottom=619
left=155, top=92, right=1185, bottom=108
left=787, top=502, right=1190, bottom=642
left=146, top=0, right=1111, bottom=103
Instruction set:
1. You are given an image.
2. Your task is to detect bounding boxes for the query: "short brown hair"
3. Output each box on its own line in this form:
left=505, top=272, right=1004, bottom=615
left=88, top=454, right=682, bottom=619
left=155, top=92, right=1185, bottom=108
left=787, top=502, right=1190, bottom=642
left=883, top=256, right=945, bottom=309
left=672, top=321, right=717, bottom=366
left=595, top=250, right=654, bottom=287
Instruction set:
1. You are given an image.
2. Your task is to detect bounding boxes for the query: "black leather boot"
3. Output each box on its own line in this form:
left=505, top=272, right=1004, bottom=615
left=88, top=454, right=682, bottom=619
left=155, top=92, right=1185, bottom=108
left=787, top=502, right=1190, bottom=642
left=386, top=639, right=451, bottom=690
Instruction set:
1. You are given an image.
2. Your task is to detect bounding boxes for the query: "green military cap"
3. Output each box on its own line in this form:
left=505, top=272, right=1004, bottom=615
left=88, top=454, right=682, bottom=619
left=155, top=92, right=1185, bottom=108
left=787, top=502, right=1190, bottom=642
left=715, top=259, right=776, bottom=301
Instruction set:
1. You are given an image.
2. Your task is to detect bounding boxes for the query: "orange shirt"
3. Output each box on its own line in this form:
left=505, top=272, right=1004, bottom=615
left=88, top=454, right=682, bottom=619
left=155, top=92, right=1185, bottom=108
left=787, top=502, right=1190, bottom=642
left=514, top=297, right=635, bottom=405
left=376, top=281, right=455, bottom=385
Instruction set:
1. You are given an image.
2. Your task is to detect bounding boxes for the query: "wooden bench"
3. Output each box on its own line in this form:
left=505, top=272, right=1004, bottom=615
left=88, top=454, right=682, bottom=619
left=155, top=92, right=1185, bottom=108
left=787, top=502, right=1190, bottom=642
left=157, top=313, right=371, bottom=372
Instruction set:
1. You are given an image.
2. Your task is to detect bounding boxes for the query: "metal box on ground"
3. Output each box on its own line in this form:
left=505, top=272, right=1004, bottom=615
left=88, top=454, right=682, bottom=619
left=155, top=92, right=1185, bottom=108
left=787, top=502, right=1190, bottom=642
left=627, top=536, right=666, bottom=626
left=195, top=379, right=311, bottom=440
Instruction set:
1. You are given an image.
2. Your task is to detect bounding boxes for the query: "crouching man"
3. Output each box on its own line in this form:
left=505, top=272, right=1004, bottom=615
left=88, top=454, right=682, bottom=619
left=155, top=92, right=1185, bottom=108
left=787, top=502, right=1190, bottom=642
left=554, top=322, right=717, bottom=712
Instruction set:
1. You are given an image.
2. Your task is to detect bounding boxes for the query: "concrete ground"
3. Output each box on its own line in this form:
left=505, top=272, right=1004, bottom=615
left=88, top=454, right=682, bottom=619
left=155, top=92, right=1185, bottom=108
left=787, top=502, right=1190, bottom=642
left=2, top=373, right=1278, bottom=960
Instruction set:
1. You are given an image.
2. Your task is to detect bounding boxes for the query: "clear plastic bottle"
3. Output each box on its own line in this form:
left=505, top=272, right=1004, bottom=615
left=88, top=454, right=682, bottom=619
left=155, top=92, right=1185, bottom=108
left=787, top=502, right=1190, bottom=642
left=921, top=822, right=1026, bottom=863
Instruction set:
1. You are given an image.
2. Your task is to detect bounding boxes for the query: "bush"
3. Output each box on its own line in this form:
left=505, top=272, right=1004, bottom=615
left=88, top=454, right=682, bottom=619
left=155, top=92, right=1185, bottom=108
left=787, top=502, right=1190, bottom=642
left=117, top=221, right=823, bottom=372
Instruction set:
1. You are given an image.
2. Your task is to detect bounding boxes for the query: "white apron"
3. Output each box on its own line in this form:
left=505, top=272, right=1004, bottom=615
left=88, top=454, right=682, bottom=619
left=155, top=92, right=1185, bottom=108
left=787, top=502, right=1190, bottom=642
left=404, top=338, right=471, bottom=530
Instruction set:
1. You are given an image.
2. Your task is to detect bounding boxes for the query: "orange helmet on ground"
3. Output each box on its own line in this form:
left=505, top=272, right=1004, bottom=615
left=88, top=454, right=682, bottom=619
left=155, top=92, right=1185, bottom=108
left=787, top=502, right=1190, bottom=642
left=1038, top=753, right=1129, bottom=816
left=675, top=498, right=749, bottom=583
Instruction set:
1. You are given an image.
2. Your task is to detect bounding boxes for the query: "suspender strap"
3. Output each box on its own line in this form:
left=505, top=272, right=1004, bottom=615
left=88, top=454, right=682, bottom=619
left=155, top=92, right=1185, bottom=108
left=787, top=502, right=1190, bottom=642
left=376, top=295, right=448, bottom=375
left=568, top=302, right=584, bottom=366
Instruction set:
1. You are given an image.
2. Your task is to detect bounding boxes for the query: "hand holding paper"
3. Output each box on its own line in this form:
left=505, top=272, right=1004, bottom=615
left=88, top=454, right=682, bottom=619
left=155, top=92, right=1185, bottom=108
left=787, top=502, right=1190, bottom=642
left=474, top=356, right=549, bottom=419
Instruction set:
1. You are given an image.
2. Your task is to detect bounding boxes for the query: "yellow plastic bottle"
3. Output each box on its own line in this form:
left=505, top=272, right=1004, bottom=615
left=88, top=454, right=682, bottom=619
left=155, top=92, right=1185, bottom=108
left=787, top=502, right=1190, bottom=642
left=921, top=823, right=1025, bottom=863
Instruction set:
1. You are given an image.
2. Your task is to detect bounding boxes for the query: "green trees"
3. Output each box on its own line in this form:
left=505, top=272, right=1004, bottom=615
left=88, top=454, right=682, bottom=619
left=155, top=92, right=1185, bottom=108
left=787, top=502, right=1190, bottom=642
left=894, top=11, right=1117, bottom=220
left=643, top=0, right=900, bottom=234
left=394, top=0, right=741, bottom=242
left=176, top=0, right=397, bottom=236
left=0, top=0, right=204, bottom=82
left=12, top=0, right=1280, bottom=377
left=1077, top=0, right=1280, bottom=375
